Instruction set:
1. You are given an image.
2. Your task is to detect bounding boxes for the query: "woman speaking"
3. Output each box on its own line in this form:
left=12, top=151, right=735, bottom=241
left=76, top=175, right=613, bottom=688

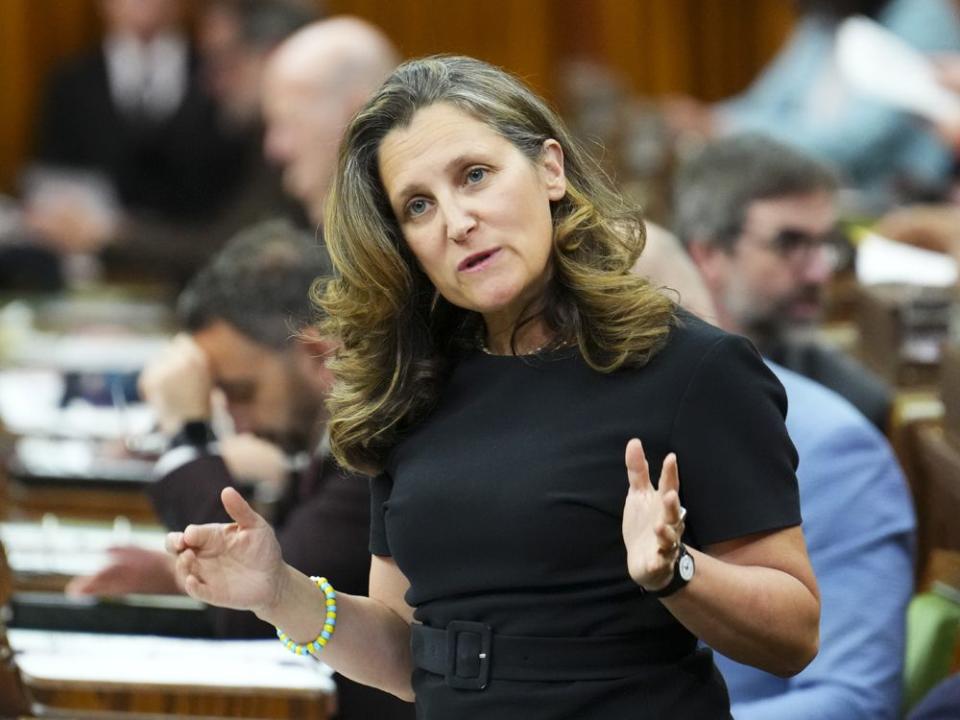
left=166, top=55, right=820, bottom=718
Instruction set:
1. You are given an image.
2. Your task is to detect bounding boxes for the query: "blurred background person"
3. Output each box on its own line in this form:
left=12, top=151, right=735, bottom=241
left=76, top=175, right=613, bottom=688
left=672, top=135, right=916, bottom=720
left=261, top=16, right=398, bottom=225
left=18, top=0, right=316, bottom=288
left=672, top=132, right=892, bottom=431
left=67, top=219, right=414, bottom=720
left=631, top=222, right=718, bottom=322
left=663, top=0, right=960, bottom=211
left=874, top=51, right=960, bottom=261
left=23, top=0, right=232, bottom=252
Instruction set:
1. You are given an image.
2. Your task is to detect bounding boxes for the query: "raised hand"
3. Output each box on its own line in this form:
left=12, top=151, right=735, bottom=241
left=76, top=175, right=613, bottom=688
left=138, top=333, right=213, bottom=435
left=621, top=438, right=685, bottom=591
left=166, top=486, right=287, bottom=614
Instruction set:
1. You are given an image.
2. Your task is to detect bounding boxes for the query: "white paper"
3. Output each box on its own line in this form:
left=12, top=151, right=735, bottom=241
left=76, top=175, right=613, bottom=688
left=7, top=333, right=170, bottom=373
left=8, top=629, right=335, bottom=692
left=0, top=369, right=156, bottom=439
left=836, top=16, right=960, bottom=125
left=12, top=437, right=154, bottom=482
left=856, top=231, right=958, bottom=287
left=1, top=520, right=167, bottom=576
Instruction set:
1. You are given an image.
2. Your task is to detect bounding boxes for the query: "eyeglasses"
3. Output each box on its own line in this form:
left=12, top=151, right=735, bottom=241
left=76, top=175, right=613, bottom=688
left=737, top=226, right=849, bottom=271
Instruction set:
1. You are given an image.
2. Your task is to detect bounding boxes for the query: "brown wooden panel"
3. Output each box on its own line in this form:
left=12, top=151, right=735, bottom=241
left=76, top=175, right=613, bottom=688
left=590, top=0, right=794, bottom=99
left=916, top=426, right=960, bottom=556
left=1, top=0, right=793, bottom=193
left=2, top=480, right=158, bottom=524
left=26, top=681, right=331, bottom=719
left=326, top=0, right=555, bottom=96
left=0, top=0, right=101, bottom=193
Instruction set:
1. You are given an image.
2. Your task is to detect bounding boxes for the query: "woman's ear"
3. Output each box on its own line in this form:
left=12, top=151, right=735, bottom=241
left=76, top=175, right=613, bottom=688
left=540, top=139, right=566, bottom=201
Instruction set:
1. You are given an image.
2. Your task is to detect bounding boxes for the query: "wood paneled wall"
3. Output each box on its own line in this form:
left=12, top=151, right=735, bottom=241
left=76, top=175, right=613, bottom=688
left=1, top=0, right=101, bottom=193
left=0, top=0, right=794, bottom=193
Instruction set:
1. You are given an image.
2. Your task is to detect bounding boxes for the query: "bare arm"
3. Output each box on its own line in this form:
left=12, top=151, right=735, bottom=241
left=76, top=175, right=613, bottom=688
left=623, top=440, right=819, bottom=678
left=664, top=528, right=820, bottom=677
left=257, top=557, right=415, bottom=701
left=168, top=487, right=415, bottom=701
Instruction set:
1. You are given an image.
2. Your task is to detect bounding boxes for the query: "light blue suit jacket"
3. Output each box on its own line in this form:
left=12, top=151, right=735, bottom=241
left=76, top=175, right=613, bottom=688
left=714, top=362, right=916, bottom=720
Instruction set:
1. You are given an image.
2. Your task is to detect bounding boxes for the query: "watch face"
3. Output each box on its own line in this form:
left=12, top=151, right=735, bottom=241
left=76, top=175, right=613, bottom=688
left=678, top=553, right=695, bottom=581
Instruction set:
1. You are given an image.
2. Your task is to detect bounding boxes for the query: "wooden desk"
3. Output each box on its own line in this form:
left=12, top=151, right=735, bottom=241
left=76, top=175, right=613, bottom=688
left=9, top=631, right=335, bottom=720
left=2, top=481, right=157, bottom=525
left=915, top=426, right=960, bottom=557
left=887, top=391, right=945, bottom=584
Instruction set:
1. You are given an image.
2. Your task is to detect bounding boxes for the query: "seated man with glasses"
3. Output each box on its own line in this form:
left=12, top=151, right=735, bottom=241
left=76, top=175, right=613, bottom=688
left=670, top=133, right=915, bottom=720
left=673, top=132, right=890, bottom=432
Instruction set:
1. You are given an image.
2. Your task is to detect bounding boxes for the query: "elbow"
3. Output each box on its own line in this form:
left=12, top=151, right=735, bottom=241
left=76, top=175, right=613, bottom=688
left=771, top=599, right=820, bottom=677
left=771, top=631, right=819, bottom=678
left=772, top=582, right=821, bottom=678
left=758, top=592, right=821, bottom=678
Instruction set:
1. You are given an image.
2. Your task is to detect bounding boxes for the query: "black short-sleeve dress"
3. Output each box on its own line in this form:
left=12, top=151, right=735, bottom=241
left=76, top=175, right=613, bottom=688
left=370, top=312, right=801, bottom=719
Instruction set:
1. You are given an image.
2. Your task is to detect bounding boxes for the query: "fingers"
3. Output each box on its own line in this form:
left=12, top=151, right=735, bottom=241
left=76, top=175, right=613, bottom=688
left=221, top=486, right=266, bottom=529
left=175, top=549, right=204, bottom=600
left=170, top=521, right=233, bottom=552
left=175, top=549, right=220, bottom=605
left=625, top=438, right=651, bottom=491
left=165, top=531, right=185, bottom=555
left=659, top=453, right=680, bottom=496
left=658, top=453, right=684, bottom=526
left=654, top=520, right=682, bottom=557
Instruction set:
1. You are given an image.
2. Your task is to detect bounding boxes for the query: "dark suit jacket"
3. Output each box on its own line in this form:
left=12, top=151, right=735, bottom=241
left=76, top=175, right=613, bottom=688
left=34, top=44, right=242, bottom=220
left=148, top=452, right=414, bottom=720
left=33, top=47, right=304, bottom=286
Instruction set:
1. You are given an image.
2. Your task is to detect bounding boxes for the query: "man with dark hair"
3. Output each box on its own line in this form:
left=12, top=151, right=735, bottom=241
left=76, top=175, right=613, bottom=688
left=670, top=135, right=915, bottom=720
left=69, top=220, right=413, bottom=720
left=674, top=132, right=892, bottom=432
left=199, top=0, right=317, bottom=130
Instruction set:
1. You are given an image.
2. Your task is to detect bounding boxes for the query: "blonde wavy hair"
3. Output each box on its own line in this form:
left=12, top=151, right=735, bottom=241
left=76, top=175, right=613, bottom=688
left=318, top=55, right=676, bottom=474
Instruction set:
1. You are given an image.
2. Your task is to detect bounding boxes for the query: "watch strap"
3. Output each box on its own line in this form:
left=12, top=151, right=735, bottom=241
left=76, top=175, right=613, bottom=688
left=648, top=543, right=693, bottom=598
left=169, top=419, right=216, bottom=450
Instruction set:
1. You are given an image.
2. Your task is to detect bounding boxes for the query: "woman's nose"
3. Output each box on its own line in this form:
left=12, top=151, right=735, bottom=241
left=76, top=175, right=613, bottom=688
left=444, top=200, right=477, bottom=244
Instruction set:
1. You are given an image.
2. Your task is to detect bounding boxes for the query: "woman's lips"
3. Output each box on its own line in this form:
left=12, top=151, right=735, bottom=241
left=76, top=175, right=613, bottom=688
left=458, top=247, right=501, bottom=272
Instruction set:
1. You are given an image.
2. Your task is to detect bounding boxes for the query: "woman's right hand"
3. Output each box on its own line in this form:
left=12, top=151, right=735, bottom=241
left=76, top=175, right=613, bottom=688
left=165, top=486, right=287, bottom=614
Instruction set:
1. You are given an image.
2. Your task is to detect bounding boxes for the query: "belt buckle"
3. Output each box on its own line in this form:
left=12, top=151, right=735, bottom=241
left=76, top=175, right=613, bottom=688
left=445, top=620, right=492, bottom=690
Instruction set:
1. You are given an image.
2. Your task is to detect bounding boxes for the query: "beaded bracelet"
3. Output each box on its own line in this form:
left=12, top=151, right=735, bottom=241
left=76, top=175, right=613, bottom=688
left=276, top=576, right=337, bottom=657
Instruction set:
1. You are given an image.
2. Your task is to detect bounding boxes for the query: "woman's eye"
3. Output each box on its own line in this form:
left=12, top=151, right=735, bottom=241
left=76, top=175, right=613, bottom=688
left=407, top=198, right=428, bottom=217
left=466, top=167, right=487, bottom=184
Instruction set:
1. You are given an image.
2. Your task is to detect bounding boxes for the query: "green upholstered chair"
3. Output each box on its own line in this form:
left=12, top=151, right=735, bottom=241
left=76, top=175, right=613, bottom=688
left=903, top=584, right=960, bottom=713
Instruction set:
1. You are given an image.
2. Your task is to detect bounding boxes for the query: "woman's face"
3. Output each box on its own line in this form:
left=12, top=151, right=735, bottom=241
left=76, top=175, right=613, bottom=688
left=378, top=102, right=566, bottom=329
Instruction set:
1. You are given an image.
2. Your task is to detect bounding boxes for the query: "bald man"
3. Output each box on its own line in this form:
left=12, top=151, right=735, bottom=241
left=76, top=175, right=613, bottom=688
left=263, top=17, right=399, bottom=223
left=632, top=221, right=717, bottom=322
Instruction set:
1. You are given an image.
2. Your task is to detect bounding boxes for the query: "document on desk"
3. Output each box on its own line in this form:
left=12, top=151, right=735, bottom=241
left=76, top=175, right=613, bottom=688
left=0, top=368, right=156, bottom=439
left=5, top=333, right=170, bottom=374
left=8, top=629, right=336, bottom=692
left=856, top=232, right=959, bottom=287
left=0, top=520, right=167, bottom=576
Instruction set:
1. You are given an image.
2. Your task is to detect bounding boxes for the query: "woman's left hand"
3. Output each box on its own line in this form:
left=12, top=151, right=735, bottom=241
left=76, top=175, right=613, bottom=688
left=621, top=438, right=685, bottom=591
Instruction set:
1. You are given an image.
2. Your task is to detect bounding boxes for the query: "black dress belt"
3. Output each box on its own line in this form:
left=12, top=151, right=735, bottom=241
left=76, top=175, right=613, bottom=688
left=410, top=620, right=697, bottom=690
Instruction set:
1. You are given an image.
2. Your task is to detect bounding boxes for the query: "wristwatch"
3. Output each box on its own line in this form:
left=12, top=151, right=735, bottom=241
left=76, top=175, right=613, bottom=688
left=649, top=543, right=695, bottom=598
